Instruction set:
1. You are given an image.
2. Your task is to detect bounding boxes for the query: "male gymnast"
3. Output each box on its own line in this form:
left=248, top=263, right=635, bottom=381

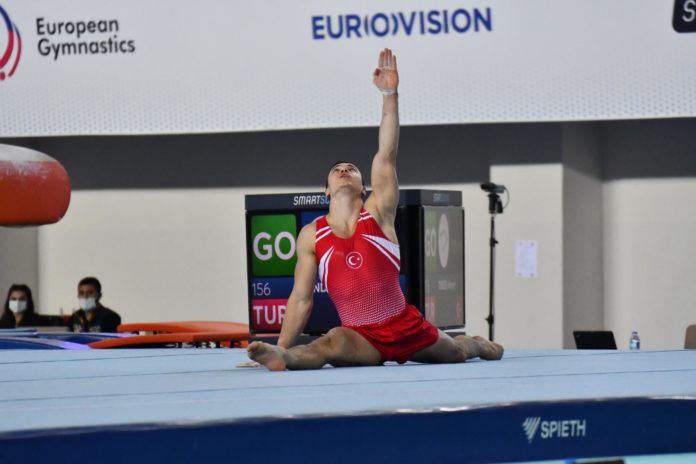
left=246, top=48, right=503, bottom=371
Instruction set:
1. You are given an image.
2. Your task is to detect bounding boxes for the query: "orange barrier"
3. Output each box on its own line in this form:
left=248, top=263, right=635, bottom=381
left=88, top=331, right=250, bottom=349
left=118, top=321, right=249, bottom=334
left=103, top=321, right=266, bottom=349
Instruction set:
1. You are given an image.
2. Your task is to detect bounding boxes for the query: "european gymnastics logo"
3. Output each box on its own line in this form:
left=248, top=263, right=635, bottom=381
left=0, top=4, right=21, bottom=81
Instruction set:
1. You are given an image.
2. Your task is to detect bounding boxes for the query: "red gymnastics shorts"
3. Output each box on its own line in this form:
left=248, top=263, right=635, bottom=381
left=347, top=304, right=440, bottom=364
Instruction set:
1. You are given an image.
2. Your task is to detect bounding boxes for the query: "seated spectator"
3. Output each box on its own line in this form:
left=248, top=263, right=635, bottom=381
left=68, top=277, right=121, bottom=333
left=0, top=284, right=46, bottom=328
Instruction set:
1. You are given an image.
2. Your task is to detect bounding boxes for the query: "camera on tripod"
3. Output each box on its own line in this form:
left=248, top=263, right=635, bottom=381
left=480, top=181, right=508, bottom=341
left=480, top=182, right=506, bottom=194
left=480, top=183, right=506, bottom=215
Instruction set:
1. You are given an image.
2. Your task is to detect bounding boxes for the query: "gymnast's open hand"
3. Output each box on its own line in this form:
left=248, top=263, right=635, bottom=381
left=373, top=48, right=399, bottom=95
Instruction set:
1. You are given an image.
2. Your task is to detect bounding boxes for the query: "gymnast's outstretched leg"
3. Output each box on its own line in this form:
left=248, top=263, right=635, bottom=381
left=247, top=327, right=382, bottom=371
left=409, top=331, right=504, bottom=364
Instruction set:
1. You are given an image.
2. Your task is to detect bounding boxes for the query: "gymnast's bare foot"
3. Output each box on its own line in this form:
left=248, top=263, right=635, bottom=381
left=473, top=336, right=504, bottom=360
left=247, top=341, right=288, bottom=371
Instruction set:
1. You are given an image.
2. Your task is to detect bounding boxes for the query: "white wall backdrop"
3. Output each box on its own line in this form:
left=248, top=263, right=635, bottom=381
left=563, top=166, right=604, bottom=348
left=492, top=164, right=564, bottom=348
left=604, top=178, right=696, bottom=350
left=37, top=187, right=287, bottom=324
left=0, top=227, right=38, bottom=301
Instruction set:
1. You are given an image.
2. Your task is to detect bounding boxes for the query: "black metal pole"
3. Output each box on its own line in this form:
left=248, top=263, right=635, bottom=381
left=486, top=214, right=497, bottom=341
left=485, top=192, right=501, bottom=342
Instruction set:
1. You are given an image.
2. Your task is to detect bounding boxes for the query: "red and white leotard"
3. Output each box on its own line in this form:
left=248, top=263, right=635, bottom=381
left=314, top=209, right=406, bottom=327
left=314, top=208, right=440, bottom=363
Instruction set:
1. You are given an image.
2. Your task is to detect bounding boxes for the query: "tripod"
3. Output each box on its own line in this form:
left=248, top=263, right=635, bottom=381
left=481, top=183, right=505, bottom=341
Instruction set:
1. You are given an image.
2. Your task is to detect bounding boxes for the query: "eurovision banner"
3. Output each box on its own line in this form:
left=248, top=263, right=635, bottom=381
left=0, top=0, right=695, bottom=136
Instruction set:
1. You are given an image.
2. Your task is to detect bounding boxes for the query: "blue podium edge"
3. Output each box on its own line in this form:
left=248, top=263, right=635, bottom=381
left=1, top=395, right=695, bottom=463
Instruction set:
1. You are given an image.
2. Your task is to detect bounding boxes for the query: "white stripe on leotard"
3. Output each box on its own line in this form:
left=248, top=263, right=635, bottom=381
left=318, top=246, right=335, bottom=290
left=362, top=234, right=400, bottom=271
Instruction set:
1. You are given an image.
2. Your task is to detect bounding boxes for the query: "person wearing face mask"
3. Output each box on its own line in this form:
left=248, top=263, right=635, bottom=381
left=67, top=277, right=121, bottom=333
left=0, top=284, right=46, bottom=328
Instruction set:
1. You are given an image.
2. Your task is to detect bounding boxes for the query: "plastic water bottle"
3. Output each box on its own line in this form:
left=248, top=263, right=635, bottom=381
left=629, top=331, right=641, bottom=350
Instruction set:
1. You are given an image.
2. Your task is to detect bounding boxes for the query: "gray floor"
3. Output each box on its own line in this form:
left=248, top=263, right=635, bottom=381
left=1, top=348, right=695, bottom=434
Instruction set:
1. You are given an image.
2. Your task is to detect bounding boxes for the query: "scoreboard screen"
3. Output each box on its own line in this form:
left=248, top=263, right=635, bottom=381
left=422, top=205, right=465, bottom=329
left=245, top=190, right=464, bottom=335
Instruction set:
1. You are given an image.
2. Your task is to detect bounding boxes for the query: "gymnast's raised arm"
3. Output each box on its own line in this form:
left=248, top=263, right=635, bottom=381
left=365, top=48, right=400, bottom=239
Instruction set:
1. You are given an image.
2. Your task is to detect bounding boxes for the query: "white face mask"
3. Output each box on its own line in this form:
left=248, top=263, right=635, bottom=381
left=9, top=300, right=27, bottom=313
left=78, top=297, right=97, bottom=311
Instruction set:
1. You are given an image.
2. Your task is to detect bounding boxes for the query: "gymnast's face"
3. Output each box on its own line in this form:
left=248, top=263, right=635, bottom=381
left=325, top=163, right=365, bottom=198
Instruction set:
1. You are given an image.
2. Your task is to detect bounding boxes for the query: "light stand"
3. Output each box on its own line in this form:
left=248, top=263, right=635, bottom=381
left=481, top=183, right=506, bottom=341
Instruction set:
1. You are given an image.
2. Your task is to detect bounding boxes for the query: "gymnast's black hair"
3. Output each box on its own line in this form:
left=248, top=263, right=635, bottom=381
left=326, top=161, right=364, bottom=188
